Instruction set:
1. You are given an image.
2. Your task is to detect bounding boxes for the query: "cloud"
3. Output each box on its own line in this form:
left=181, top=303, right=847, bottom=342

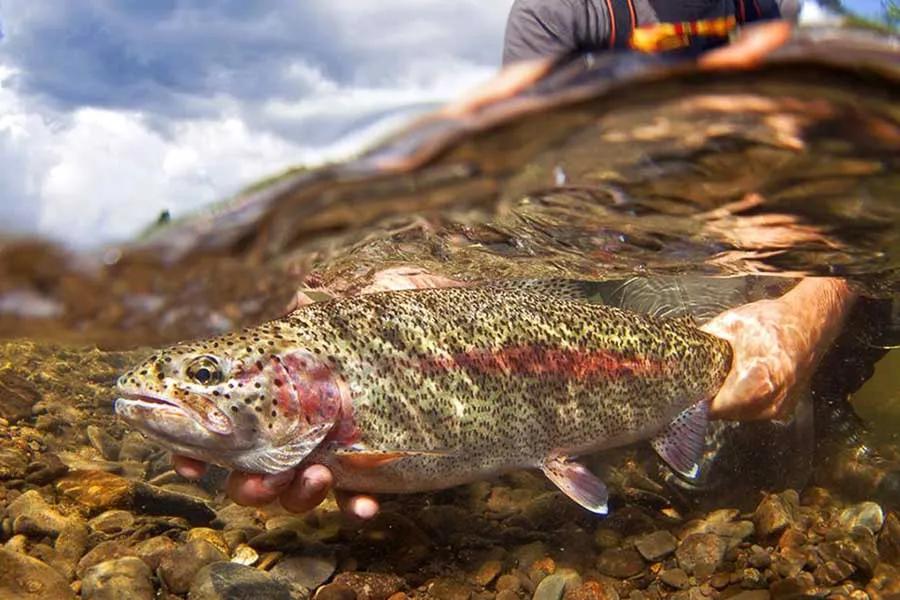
left=0, top=0, right=514, bottom=246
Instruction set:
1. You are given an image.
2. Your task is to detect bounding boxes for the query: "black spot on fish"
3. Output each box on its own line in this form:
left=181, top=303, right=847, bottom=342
left=274, top=379, right=283, bottom=387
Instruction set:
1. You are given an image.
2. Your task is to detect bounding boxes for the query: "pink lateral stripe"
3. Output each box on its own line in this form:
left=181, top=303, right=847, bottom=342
left=415, top=345, right=669, bottom=380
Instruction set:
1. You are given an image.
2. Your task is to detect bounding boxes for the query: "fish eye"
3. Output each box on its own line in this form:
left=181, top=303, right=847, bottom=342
left=186, top=356, right=223, bottom=386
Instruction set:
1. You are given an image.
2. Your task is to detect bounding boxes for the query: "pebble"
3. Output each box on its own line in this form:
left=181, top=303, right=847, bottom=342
left=315, top=583, right=357, bottom=600
left=88, top=510, right=134, bottom=535
left=133, top=535, right=177, bottom=570
left=54, top=521, right=90, bottom=564
left=332, top=572, right=404, bottom=600
left=7, top=490, right=73, bottom=538
left=0, top=447, right=28, bottom=480
left=81, top=556, right=154, bottom=600
left=271, top=555, right=337, bottom=589
left=158, top=539, right=229, bottom=594
left=189, top=561, right=298, bottom=600
left=674, top=534, right=727, bottom=575
left=594, top=528, right=623, bottom=549
left=564, top=580, right=619, bottom=600
left=470, top=559, right=502, bottom=587
left=596, top=548, right=645, bottom=578
left=634, top=531, right=677, bottom=562
left=0, top=370, right=41, bottom=422
left=818, top=526, right=879, bottom=578
left=813, top=558, right=856, bottom=585
left=512, top=541, right=549, bottom=570
left=747, top=545, right=771, bottom=569
left=878, top=512, right=900, bottom=564
left=837, top=501, right=884, bottom=534
left=753, top=491, right=799, bottom=538
left=231, top=544, right=259, bottom=566
left=76, top=541, right=136, bottom=577
left=496, top=591, right=520, bottom=600
left=496, top=574, right=522, bottom=592
left=187, top=527, right=231, bottom=557
left=0, top=547, right=75, bottom=599
left=86, top=425, right=120, bottom=461
left=531, top=569, right=581, bottom=600
left=659, top=568, right=690, bottom=590
left=726, top=592, right=770, bottom=600
left=425, top=578, right=472, bottom=600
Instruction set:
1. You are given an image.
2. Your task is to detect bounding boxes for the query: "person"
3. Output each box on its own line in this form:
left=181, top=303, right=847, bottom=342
left=171, top=11, right=860, bottom=520
left=502, top=0, right=801, bottom=65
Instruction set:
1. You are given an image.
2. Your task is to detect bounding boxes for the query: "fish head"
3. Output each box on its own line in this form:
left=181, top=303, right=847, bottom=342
left=116, top=333, right=349, bottom=473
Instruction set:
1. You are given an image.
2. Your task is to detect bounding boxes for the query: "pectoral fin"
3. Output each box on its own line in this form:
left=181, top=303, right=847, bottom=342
left=540, top=455, right=609, bottom=515
left=651, top=400, right=709, bottom=480
left=335, top=446, right=458, bottom=470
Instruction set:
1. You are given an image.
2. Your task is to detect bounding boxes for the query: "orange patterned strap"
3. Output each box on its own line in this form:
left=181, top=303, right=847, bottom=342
left=629, top=15, right=738, bottom=53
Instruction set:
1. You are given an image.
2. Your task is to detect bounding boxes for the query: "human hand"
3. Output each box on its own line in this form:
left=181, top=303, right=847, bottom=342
left=172, top=455, right=380, bottom=519
left=702, top=278, right=856, bottom=421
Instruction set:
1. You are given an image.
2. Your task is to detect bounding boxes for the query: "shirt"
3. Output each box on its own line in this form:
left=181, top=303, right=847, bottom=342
left=502, top=0, right=801, bottom=65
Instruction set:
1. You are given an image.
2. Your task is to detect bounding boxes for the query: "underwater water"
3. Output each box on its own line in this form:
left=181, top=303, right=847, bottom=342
left=0, top=28, right=899, bottom=600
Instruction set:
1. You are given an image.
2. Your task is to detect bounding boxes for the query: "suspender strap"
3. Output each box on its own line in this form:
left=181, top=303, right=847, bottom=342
left=605, top=0, right=638, bottom=49
left=734, top=0, right=781, bottom=24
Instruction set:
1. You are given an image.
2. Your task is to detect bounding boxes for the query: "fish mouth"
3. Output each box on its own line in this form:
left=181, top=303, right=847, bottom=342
left=116, top=391, right=190, bottom=416
left=115, top=388, right=234, bottom=436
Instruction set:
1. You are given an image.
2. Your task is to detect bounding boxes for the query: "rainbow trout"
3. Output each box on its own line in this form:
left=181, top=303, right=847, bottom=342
left=116, top=284, right=732, bottom=514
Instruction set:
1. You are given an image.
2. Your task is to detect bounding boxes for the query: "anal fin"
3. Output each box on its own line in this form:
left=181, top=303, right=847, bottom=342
left=540, top=455, right=609, bottom=515
left=651, top=401, right=709, bottom=480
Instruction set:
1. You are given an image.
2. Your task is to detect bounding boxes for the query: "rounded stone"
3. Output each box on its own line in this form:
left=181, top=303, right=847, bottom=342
left=0, top=547, right=75, bottom=600
left=158, top=539, right=229, bottom=595
left=7, top=490, right=73, bottom=538
left=837, top=502, right=884, bottom=534
left=332, top=572, right=404, bottom=600
left=634, top=530, right=677, bottom=562
left=188, top=561, right=295, bottom=600
left=596, top=548, right=645, bottom=578
left=81, top=556, right=154, bottom=600
left=88, top=510, right=135, bottom=535
left=314, top=583, right=357, bottom=600
left=270, top=554, right=337, bottom=590
left=675, top=534, right=727, bottom=576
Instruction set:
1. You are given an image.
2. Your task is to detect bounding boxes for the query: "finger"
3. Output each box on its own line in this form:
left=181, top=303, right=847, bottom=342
left=225, top=470, right=295, bottom=507
left=335, top=491, right=380, bottom=520
left=279, top=464, right=334, bottom=513
left=173, top=455, right=208, bottom=480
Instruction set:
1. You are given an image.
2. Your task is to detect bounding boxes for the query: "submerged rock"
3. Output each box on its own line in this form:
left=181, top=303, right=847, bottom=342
left=753, top=491, right=799, bottom=538
left=837, top=501, right=884, bottom=534
left=675, top=534, right=727, bottom=576
left=81, top=556, right=154, bottom=600
left=332, top=572, right=404, bottom=600
left=0, top=547, right=75, bottom=599
left=596, top=548, right=645, bottom=578
left=189, top=561, right=298, bottom=600
left=270, top=554, right=337, bottom=590
left=634, top=530, right=677, bottom=562
left=0, top=370, right=41, bottom=423
left=7, top=490, right=75, bottom=538
left=158, top=539, right=229, bottom=595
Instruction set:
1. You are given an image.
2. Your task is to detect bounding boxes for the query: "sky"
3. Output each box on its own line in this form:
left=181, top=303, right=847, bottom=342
left=0, top=0, right=889, bottom=247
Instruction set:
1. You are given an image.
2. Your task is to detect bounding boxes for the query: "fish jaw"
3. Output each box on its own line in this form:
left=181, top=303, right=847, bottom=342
left=114, top=387, right=245, bottom=450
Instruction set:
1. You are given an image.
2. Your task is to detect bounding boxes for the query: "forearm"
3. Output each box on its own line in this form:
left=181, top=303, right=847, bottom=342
left=778, top=278, right=858, bottom=370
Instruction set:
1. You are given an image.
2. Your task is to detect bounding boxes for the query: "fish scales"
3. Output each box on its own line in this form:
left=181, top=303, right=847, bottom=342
left=116, top=285, right=732, bottom=513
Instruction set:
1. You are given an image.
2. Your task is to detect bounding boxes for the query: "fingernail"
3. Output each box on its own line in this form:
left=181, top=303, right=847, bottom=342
left=262, top=470, right=295, bottom=490
left=354, top=498, right=378, bottom=520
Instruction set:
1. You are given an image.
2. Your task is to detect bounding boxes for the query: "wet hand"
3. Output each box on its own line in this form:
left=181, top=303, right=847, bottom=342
left=702, top=278, right=856, bottom=421
left=172, top=455, right=380, bottom=520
